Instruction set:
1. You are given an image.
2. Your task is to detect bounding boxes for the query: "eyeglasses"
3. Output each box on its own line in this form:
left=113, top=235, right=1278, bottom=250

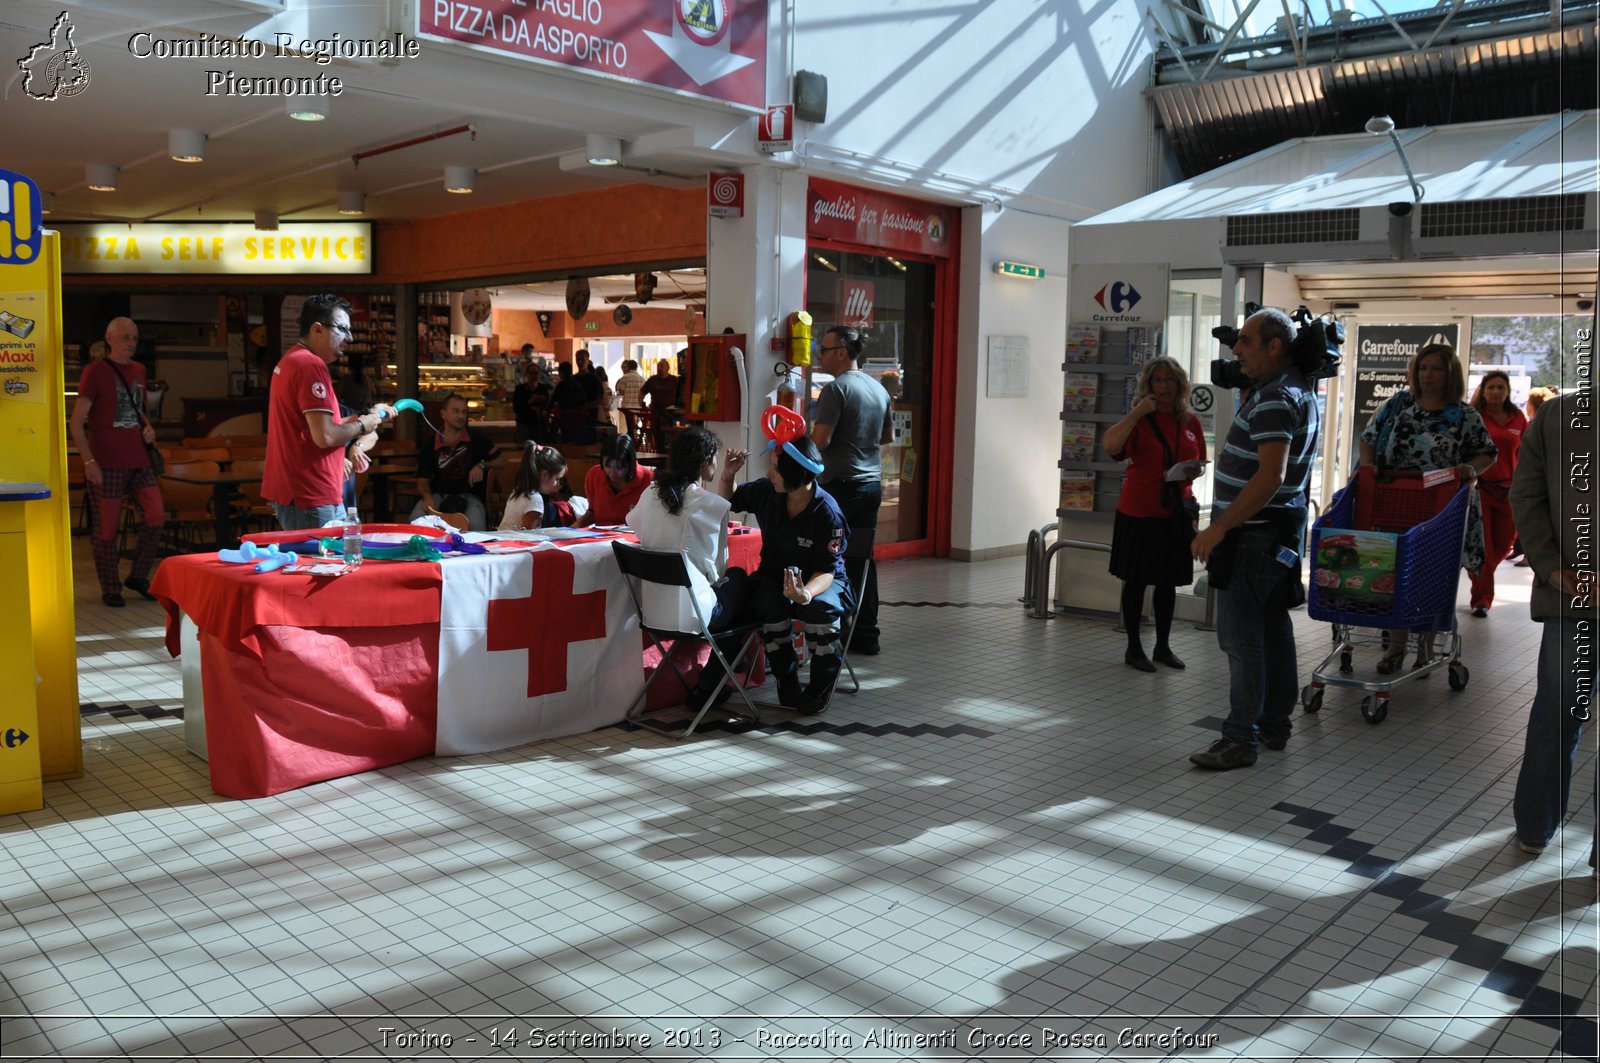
left=818, top=345, right=848, bottom=354
left=325, top=322, right=353, bottom=336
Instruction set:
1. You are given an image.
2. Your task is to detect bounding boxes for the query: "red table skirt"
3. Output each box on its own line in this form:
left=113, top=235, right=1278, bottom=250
left=154, top=531, right=764, bottom=798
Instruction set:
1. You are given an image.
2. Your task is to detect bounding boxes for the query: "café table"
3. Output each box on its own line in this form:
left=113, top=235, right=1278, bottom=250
left=151, top=528, right=763, bottom=798
left=159, top=470, right=262, bottom=548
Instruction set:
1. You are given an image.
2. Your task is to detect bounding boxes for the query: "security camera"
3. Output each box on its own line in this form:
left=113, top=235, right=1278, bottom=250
left=1387, top=202, right=1413, bottom=217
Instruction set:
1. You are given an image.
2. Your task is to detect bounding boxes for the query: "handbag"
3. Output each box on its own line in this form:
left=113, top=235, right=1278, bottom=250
left=1147, top=413, right=1199, bottom=541
left=104, top=360, right=163, bottom=474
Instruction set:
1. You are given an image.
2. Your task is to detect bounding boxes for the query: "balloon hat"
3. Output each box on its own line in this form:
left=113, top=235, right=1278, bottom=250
left=760, top=404, right=824, bottom=475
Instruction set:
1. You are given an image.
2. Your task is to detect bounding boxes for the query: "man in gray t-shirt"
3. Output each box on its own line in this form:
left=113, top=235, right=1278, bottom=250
left=811, top=326, right=893, bottom=655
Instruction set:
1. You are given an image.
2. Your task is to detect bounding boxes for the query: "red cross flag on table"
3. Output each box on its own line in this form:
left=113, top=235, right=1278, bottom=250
left=436, top=542, right=644, bottom=755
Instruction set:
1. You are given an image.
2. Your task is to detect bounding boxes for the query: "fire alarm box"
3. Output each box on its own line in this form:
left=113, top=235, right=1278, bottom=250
left=681, top=332, right=744, bottom=422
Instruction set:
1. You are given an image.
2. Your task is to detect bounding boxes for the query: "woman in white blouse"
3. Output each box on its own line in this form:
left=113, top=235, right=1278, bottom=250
left=626, top=426, right=750, bottom=710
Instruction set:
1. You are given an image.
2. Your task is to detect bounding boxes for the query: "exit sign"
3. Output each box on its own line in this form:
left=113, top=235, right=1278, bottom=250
left=995, top=260, right=1044, bottom=280
left=583, top=322, right=600, bottom=330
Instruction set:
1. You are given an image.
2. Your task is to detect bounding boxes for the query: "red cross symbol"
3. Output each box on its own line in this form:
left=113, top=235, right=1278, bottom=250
left=486, top=549, right=607, bottom=698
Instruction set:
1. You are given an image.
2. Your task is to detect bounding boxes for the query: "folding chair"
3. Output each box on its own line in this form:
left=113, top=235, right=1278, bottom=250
left=839, top=527, right=875, bottom=696
left=612, top=541, right=764, bottom=738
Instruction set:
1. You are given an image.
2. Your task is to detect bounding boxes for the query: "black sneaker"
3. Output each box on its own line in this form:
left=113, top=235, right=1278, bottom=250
left=101, top=593, right=125, bottom=608
left=1261, top=734, right=1289, bottom=751
left=1470, top=606, right=1488, bottom=618
left=1190, top=738, right=1257, bottom=770
left=124, top=576, right=157, bottom=601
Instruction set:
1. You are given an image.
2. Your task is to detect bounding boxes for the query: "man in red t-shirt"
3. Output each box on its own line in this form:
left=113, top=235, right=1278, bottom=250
left=69, top=316, right=164, bottom=608
left=264, top=294, right=395, bottom=530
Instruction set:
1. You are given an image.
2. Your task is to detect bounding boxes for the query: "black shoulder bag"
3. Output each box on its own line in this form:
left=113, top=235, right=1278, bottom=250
left=104, top=361, right=163, bottom=475
left=1146, top=413, right=1199, bottom=541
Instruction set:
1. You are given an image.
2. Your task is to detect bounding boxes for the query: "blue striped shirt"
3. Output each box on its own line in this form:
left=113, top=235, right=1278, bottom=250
left=1212, top=367, right=1320, bottom=516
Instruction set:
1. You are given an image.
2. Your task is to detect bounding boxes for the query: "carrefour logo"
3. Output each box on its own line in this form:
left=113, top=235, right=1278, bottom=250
left=1093, top=281, right=1142, bottom=314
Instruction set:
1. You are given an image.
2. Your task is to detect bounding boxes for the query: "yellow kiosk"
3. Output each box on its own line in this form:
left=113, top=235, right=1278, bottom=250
left=0, top=167, right=80, bottom=813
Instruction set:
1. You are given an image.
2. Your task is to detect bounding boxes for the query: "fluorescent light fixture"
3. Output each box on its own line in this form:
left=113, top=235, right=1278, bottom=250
left=444, top=166, right=475, bottom=193
left=253, top=210, right=279, bottom=231
left=168, top=129, right=207, bottom=163
left=995, top=260, right=1045, bottom=280
left=336, top=190, right=365, bottom=215
left=585, top=133, right=622, bottom=166
left=287, top=96, right=328, bottom=121
left=86, top=164, right=119, bottom=191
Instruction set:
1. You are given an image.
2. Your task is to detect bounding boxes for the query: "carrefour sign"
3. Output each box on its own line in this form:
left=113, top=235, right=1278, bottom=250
left=55, top=223, right=372, bottom=274
left=1069, top=263, right=1170, bottom=325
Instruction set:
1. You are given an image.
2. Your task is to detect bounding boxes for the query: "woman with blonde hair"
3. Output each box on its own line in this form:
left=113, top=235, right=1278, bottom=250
left=1102, top=357, right=1208, bottom=671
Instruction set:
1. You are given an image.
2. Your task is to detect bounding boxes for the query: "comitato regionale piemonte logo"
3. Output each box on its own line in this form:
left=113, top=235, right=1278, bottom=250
left=18, top=11, right=92, bottom=100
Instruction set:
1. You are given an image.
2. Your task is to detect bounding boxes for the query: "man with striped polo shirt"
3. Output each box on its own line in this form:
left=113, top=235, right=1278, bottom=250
left=1189, top=308, right=1321, bottom=770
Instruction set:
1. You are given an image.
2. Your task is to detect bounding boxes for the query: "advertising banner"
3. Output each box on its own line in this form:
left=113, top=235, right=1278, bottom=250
left=1351, top=324, right=1460, bottom=438
left=55, top=223, right=372, bottom=275
left=806, top=178, right=955, bottom=259
left=418, top=0, right=767, bottom=109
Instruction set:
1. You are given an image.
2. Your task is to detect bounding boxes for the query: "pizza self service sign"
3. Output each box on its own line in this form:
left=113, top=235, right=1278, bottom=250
left=53, top=222, right=373, bottom=274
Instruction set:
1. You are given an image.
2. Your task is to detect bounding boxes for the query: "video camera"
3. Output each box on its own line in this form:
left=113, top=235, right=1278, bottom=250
left=1210, top=303, right=1345, bottom=390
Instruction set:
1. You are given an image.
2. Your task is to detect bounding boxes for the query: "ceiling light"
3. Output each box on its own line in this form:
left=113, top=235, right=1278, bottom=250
left=585, top=133, right=622, bottom=166
left=168, top=129, right=207, bottom=163
left=287, top=96, right=328, bottom=121
left=444, top=166, right=475, bottom=193
left=336, top=190, right=365, bottom=215
left=1364, top=115, right=1395, bottom=135
left=254, top=210, right=279, bottom=231
left=86, top=164, right=119, bottom=192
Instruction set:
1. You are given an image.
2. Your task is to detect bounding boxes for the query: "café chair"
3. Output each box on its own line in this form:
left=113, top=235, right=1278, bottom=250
left=157, top=460, right=222, bottom=551
left=426, top=506, right=471, bottom=533
left=612, top=542, right=764, bottom=739
left=838, top=528, right=876, bottom=697
left=226, top=458, right=274, bottom=535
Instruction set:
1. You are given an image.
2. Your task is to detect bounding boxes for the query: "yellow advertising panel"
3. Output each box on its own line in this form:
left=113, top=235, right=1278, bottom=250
left=0, top=166, right=80, bottom=807
left=54, top=221, right=373, bottom=274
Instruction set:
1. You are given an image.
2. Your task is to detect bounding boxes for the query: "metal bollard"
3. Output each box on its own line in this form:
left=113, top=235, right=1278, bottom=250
left=1030, top=537, right=1111, bottom=619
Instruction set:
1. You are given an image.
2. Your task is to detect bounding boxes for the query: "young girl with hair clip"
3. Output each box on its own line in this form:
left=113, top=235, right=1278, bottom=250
left=498, top=442, right=579, bottom=530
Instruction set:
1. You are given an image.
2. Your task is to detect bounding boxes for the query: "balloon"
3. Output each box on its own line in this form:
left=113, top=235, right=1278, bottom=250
left=394, top=398, right=424, bottom=414
left=761, top=404, right=806, bottom=448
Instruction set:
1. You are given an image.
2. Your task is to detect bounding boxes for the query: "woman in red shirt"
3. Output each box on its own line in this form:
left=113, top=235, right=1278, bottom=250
left=1103, top=357, right=1208, bottom=672
left=581, top=433, right=655, bottom=525
left=1467, top=370, right=1527, bottom=617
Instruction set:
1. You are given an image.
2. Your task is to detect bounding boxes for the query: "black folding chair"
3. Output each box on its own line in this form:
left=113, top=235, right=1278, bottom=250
left=612, top=541, right=764, bottom=738
left=838, top=527, right=874, bottom=697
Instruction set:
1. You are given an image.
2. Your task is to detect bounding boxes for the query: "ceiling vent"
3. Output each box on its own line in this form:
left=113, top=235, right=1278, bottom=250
left=1415, top=193, right=1597, bottom=257
left=1226, top=209, right=1362, bottom=247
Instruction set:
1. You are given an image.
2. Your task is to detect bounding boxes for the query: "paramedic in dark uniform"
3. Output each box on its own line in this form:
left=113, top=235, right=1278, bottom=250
left=724, top=435, right=853, bottom=713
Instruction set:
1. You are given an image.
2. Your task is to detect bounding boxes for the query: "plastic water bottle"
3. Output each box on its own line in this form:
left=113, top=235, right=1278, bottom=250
left=342, top=511, right=362, bottom=568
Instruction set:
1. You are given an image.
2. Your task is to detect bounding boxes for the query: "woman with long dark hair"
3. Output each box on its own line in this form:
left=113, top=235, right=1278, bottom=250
left=627, top=426, right=750, bottom=711
left=1466, top=369, right=1527, bottom=617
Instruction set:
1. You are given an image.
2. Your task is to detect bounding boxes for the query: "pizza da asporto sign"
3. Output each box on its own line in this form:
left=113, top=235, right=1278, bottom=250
left=419, top=0, right=767, bottom=109
left=54, top=223, right=372, bottom=274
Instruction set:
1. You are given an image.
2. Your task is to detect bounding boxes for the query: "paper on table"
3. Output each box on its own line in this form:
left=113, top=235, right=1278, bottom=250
left=1165, top=459, right=1208, bottom=481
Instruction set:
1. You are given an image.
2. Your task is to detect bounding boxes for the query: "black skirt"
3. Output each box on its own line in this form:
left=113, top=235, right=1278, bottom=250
left=1109, top=510, right=1196, bottom=587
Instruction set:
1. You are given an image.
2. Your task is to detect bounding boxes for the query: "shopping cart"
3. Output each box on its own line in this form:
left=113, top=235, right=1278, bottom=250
left=1301, top=466, right=1474, bottom=724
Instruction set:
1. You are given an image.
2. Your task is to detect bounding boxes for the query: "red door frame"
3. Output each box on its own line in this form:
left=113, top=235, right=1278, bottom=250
left=804, top=217, right=960, bottom=560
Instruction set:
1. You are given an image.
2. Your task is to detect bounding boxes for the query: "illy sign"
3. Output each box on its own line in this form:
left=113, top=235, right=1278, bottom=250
left=759, top=104, right=793, bottom=153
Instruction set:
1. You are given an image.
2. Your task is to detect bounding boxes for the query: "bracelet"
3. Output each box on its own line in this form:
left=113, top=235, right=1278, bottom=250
left=84, top=457, right=97, bottom=465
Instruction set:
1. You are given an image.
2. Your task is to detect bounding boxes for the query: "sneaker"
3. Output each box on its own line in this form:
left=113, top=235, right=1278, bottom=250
left=1514, top=834, right=1546, bottom=855
left=101, top=593, right=125, bottom=608
left=1190, top=738, right=1257, bottom=770
left=1261, top=734, right=1289, bottom=751
left=1471, top=606, right=1488, bottom=618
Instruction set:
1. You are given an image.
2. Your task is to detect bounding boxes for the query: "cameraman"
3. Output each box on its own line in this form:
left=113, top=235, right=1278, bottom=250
left=1189, top=308, right=1321, bottom=771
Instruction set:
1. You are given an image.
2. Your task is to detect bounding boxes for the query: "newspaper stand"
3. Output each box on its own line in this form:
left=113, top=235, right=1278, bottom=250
left=1302, top=467, right=1473, bottom=723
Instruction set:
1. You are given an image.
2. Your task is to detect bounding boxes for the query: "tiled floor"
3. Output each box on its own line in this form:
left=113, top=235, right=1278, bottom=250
left=1, top=539, right=1595, bottom=1060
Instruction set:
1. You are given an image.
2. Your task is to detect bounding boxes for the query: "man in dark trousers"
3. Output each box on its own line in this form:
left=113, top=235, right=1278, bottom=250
left=811, top=325, right=892, bottom=655
left=1188, top=308, right=1320, bottom=770
left=1508, top=386, right=1599, bottom=871
left=409, top=393, right=505, bottom=530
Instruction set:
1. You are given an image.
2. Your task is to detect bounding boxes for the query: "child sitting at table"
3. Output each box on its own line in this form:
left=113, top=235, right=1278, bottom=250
left=499, top=442, right=580, bottom=530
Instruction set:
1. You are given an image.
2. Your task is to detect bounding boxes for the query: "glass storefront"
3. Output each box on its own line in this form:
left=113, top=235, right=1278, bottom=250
left=804, top=249, right=936, bottom=545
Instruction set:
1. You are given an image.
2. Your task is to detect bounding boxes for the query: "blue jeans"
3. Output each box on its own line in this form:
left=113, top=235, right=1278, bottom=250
left=1216, top=526, right=1299, bottom=748
left=1513, top=617, right=1596, bottom=853
left=825, top=478, right=883, bottom=642
left=274, top=502, right=345, bottom=532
